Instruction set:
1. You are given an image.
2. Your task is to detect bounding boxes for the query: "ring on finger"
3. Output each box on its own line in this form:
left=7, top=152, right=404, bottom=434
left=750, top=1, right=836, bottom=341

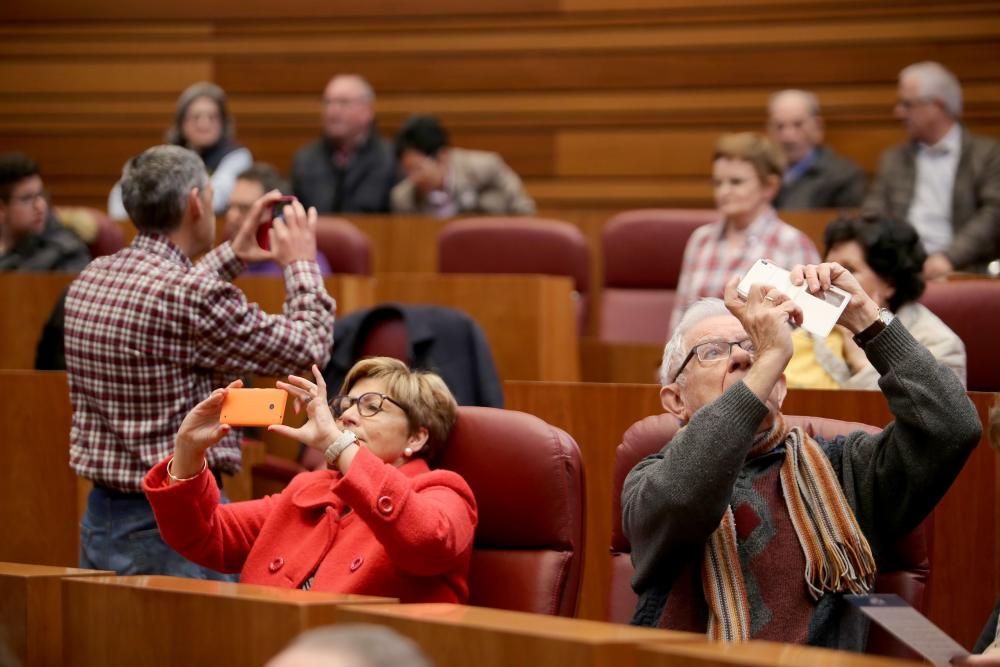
left=764, top=295, right=776, bottom=303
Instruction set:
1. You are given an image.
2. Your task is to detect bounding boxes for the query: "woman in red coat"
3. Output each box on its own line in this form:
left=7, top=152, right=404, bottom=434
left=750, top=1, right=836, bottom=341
left=143, top=357, right=477, bottom=602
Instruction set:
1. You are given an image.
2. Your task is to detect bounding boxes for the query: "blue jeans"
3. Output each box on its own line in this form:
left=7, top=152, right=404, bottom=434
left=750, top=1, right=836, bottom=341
left=79, top=485, right=238, bottom=581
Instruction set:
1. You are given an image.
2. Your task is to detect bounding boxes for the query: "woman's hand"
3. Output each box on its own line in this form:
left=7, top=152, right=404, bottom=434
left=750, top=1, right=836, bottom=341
left=270, top=365, right=342, bottom=452
left=171, top=379, right=242, bottom=482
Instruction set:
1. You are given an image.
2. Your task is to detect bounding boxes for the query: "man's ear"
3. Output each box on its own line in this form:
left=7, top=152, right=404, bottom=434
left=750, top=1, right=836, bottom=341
left=774, top=373, right=788, bottom=410
left=187, top=188, right=204, bottom=225
left=660, top=383, right=689, bottom=423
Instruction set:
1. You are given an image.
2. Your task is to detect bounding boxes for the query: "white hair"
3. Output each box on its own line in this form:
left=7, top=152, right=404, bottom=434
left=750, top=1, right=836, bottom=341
left=768, top=89, right=821, bottom=117
left=660, top=298, right=732, bottom=385
left=900, top=61, right=963, bottom=117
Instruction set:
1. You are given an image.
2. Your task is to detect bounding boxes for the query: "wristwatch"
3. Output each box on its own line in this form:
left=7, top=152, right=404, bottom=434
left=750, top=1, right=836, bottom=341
left=324, top=430, right=357, bottom=468
left=852, top=307, right=895, bottom=349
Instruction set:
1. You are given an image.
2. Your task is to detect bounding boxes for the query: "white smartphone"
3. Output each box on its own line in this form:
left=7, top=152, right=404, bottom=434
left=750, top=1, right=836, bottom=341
left=737, top=258, right=850, bottom=337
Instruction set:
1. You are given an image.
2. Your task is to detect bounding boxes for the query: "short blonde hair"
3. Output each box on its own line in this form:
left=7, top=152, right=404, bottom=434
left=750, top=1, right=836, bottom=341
left=713, top=132, right=786, bottom=182
left=340, top=357, right=458, bottom=463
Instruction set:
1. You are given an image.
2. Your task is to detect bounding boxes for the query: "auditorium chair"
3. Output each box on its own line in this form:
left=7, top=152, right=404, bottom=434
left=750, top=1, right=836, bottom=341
left=315, top=216, right=372, bottom=274
left=600, top=209, right=717, bottom=344
left=439, top=406, right=585, bottom=616
left=920, top=279, right=1000, bottom=391
left=608, top=413, right=928, bottom=659
left=55, top=206, right=124, bottom=258
left=437, top=217, right=590, bottom=332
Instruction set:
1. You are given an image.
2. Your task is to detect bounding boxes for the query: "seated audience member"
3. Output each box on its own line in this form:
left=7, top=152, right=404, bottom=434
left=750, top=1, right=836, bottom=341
left=668, top=133, right=820, bottom=334
left=291, top=74, right=396, bottom=214
left=786, top=214, right=966, bottom=389
left=266, top=625, right=434, bottom=667
left=391, top=114, right=536, bottom=217
left=108, top=82, right=252, bottom=218
left=0, top=152, right=90, bottom=272
left=227, top=163, right=331, bottom=276
left=623, top=265, right=980, bottom=649
left=863, top=61, right=1000, bottom=279
left=144, top=358, right=477, bottom=601
left=767, top=89, right=866, bottom=210
left=67, top=145, right=335, bottom=579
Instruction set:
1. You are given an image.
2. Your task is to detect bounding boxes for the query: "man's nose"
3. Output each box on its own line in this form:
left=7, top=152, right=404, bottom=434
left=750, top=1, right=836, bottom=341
left=728, top=346, right=753, bottom=372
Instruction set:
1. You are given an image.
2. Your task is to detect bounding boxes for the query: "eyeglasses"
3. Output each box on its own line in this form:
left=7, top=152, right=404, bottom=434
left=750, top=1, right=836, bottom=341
left=11, top=190, right=46, bottom=207
left=671, top=339, right=756, bottom=382
left=330, top=392, right=407, bottom=419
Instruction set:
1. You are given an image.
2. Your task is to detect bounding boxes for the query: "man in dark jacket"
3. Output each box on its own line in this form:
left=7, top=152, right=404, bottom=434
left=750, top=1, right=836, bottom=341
left=0, top=152, right=90, bottom=272
left=767, top=90, right=866, bottom=211
left=623, top=262, right=980, bottom=651
left=290, top=74, right=396, bottom=214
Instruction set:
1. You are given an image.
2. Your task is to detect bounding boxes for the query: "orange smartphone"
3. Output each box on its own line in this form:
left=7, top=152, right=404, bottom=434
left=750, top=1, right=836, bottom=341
left=220, top=388, right=288, bottom=427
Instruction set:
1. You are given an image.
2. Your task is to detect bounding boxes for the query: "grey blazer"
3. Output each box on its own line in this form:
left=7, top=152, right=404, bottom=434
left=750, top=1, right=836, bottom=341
left=862, top=127, right=1000, bottom=269
left=774, top=145, right=866, bottom=210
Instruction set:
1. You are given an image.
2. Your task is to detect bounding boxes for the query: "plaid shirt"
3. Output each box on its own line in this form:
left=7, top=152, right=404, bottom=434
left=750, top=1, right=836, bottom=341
left=65, top=234, right=336, bottom=491
left=668, top=209, right=820, bottom=335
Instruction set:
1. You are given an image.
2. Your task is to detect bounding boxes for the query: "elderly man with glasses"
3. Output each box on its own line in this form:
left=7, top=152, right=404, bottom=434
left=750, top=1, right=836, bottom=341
left=863, top=61, right=1000, bottom=279
left=622, top=261, right=980, bottom=651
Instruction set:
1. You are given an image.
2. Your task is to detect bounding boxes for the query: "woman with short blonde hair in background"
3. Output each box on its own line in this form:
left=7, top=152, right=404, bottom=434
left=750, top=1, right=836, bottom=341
left=668, top=132, right=820, bottom=335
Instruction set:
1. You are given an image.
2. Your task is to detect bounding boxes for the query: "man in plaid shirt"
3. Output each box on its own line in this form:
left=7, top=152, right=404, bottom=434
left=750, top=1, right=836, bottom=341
left=65, top=145, right=336, bottom=578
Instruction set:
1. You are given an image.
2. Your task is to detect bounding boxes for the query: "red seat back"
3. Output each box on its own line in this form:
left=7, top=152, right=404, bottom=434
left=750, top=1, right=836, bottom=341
left=920, top=280, right=1000, bottom=391
left=609, top=412, right=928, bottom=659
left=315, top=217, right=372, bottom=275
left=600, top=209, right=717, bottom=344
left=439, top=406, right=585, bottom=616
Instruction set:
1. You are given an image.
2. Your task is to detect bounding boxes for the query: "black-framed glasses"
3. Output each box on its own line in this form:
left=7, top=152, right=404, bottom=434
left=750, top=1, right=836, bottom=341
left=670, top=339, right=756, bottom=382
left=330, top=392, right=407, bottom=419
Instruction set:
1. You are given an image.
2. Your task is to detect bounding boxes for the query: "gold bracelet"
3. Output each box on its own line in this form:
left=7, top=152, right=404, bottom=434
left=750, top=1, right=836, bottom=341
left=167, top=457, right=207, bottom=483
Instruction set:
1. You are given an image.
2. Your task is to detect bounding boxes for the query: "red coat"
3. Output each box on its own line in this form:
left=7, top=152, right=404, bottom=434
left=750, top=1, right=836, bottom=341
left=143, top=447, right=477, bottom=603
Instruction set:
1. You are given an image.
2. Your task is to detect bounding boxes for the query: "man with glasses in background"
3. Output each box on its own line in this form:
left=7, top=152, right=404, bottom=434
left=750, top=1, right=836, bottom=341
left=863, top=61, right=1000, bottom=279
left=622, top=261, right=979, bottom=650
left=0, top=152, right=90, bottom=272
left=290, top=74, right=397, bottom=214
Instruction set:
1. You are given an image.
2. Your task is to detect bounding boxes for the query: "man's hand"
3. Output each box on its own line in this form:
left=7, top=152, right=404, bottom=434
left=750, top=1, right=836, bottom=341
left=269, top=199, right=319, bottom=268
left=924, top=253, right=954, bottom=281
left=723, top=276, right=801, bottom=367
left=230, top=190, right=287, bottom=264
left=790, top=261, right=880, bottom=335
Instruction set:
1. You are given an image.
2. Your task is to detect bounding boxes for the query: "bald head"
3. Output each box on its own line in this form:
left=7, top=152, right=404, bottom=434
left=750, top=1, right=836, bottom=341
left=767, top=89, right=824, bottom=166
left=321, top=74, right=377, bottom=144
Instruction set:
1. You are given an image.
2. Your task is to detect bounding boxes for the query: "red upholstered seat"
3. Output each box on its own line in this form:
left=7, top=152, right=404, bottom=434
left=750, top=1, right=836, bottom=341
left=608, top=412, right=928, bottom=659
left=439, top=406, right=585, bottom=617
left=600, top=209, right=717, bottom=344
left=56, top=206, right=124, bottom=258
left=920, top=280, right=1000, bottom=391
left=438, top=217, right=590, bottom=331
left=315, top=216, right=372, bottom=275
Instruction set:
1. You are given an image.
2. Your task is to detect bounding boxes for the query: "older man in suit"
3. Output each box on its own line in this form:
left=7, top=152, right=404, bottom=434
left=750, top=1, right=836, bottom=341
left=290, top=74, right=397, bottom=214
left=863, top=61, right=1000, bottom=279
left=767, top=89, right=865, bottom=210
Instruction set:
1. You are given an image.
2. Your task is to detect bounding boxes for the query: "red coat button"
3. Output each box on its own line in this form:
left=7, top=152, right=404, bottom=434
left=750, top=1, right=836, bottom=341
left=377, top=496, right=394, bottom=515
left=350, top=556, right=364, bottom=572
left=268, top=557, right=284, bottom=573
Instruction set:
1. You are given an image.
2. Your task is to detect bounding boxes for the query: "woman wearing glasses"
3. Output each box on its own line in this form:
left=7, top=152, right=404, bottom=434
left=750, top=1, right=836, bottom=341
left=142, top=357, right=477, bottom=602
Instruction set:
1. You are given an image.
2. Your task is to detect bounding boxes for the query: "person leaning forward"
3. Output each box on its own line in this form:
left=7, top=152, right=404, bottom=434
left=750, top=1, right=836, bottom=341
left=622, top=262, right=980, bottom=650
left=65, top=145, right=335, bottom=578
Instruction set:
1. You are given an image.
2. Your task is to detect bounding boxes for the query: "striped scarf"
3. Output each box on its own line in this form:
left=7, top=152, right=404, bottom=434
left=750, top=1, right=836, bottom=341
left=702, top=414, right=876, bottom=641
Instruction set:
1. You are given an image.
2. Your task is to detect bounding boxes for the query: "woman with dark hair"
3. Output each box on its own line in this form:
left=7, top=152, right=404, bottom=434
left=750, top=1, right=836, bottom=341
left=108, top=82, right=253, bottom=218
left=786, top=214, right=966, bottom=388
left=143, top=358, right=477, bottom=602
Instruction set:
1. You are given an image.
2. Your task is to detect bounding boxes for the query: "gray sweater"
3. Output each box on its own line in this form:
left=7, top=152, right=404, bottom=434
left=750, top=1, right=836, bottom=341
left=622, top=319, right=981, bottom=650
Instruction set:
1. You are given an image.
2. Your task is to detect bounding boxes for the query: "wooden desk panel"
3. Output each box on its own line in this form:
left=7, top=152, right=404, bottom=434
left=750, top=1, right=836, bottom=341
left=0, top=371, right=78, bottom=568
left=0, top=563, right=111, bottom=667
left=375, top=273, right=580, bottom=382
left=63, top=575, right=395, bottom=667
left=334, top=602, right=696, bottom=667
left=636, top=640, right=924, bottom=667
left=0, top=272, right=74, bottom=371
left=506, top=381, right=999, bottom=649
